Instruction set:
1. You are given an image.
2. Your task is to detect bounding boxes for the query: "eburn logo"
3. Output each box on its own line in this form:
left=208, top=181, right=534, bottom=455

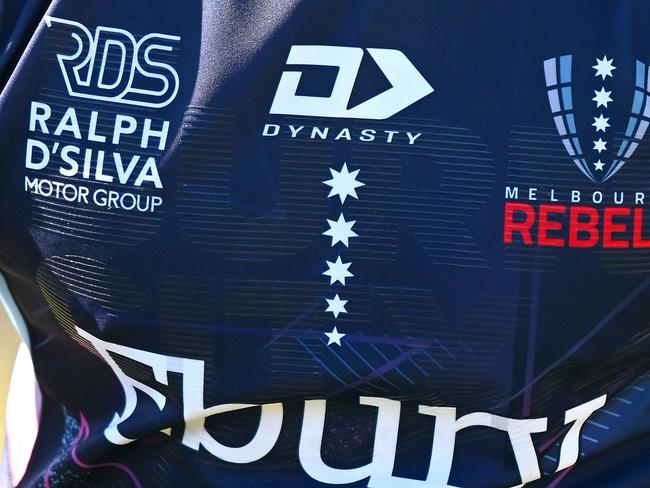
left=270, top=45, right=433, bottom=120
left=44, top=16, right=180, bottom=109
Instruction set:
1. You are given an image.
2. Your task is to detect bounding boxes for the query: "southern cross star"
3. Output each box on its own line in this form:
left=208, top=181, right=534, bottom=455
left=592, top=114, right=610, bottom=133
left=325, top=294, right=348, bottom=318
left=325, top=326, right=346, bottom=346
left=592, top=87, right=613, bottom=108
left=593, top=56, right=616, bottom=80
left=594, top=160, right=605, bottom=171
left=323, top=162, right=365, bottom=203
left=323, top=256, right=353, bottom=285
left=323, top=213, right=358, bottom=247
left=593, top=138, right=607, bottom=153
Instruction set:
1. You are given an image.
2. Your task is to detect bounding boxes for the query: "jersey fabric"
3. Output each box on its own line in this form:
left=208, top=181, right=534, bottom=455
left=2, top=1, right=650, bottom=487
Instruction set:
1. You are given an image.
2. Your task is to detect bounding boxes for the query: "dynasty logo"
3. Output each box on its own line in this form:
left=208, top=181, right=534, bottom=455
left=504, top=54, right=650, bottom=249
left=262, top=45, right=433, bottom=145
left=270, top=45, right=433, bottom=120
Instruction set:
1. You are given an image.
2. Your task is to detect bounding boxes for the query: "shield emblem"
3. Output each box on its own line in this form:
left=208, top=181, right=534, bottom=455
left=543, top=54, right=650, bottom=182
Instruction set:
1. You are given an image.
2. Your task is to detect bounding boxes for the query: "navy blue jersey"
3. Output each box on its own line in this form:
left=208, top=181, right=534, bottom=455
left=2, top=1, right=650, bottom=487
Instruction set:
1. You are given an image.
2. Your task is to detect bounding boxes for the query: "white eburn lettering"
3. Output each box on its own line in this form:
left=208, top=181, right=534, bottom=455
left=44, top=16, right=180, bottom=109
left=270, top=45, right=433, bottom=120
left=77, top=327, right=607, bottom=487
left=76, top=327, right=282, bottom=463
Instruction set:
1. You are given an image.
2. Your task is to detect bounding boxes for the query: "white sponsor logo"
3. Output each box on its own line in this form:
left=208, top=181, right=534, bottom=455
left=78, top=327, right=606, bottom=487
left=270, top=45, right=433, bottom=120
left=23, top=101, right=168, bottom=212
left=44, top=16, right=180, bottom=109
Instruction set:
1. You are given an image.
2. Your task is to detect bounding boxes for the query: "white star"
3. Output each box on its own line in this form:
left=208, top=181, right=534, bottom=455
left=325, top=294, right=348, bottom=318
left=594, top=160, right=605, bottom=171
left=325, top=326, right=346, bottom=346
left=323, top=213, right=358, bottom=247
left=593, top=56, right=616, bottom=80
left=323, top=256, right=353, bottom=285
left=592, top=87, right=613, bottom=108
left=593, top=138, right=607, bottom=153
left=323, top=163, right=365, bottom=203
left=592, top=114, right=610, bottom=133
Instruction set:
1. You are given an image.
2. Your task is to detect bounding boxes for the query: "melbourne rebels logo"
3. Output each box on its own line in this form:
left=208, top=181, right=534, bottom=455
left=503, top=54, right=650, bottom=251
left=544, top=54, right=650, bottom=182
left=44, top=16, right=180, bottom=108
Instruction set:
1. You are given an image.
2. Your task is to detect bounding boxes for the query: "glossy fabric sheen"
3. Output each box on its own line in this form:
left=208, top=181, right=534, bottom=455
left=1, top=1, right=650, bottom=487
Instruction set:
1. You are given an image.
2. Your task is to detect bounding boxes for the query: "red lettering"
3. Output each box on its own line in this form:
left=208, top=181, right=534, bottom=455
left=633, top=208, right=650, bottom=248
left=603, top=207, right=630, bottom=248
left=504, top=203, right=535, bottom=245
left=538, top=204, right=566, bottom=247
left=569, top=206, right=599, bottom=248
left=504, top=203, right=643, bottom=249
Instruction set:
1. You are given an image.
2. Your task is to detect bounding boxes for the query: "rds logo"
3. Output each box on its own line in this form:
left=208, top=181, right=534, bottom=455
left=44, top=16, right=180, bottom=109
left=270, top=45, right=433, bottom=120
